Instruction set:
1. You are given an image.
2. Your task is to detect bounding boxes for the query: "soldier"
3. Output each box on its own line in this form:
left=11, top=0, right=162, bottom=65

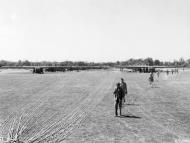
left=157, top=70, right=160, bottom=78
left=166, top=70, right=169, bottom=75
left=171, top=69, right=174, bottom=74
left=120, top=78, right=127, bottom=103
left=149, top=72, right=154, bottom=87
left=114, top=83, right=123, bottom=116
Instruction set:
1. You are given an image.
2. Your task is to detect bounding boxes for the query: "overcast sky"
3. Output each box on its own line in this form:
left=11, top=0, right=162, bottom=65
left=0, top=0, right=189, bottom=62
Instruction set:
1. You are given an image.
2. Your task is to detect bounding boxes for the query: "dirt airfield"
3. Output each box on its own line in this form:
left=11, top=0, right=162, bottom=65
left=0, top=69, right=190, bottom=143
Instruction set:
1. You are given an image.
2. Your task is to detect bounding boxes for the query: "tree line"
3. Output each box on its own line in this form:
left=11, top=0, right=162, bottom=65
left=0, top=57, right=189, bottom=67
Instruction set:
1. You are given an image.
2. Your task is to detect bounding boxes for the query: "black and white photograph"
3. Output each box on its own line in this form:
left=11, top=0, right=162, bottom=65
left=0, top=0, right=190, bottom=142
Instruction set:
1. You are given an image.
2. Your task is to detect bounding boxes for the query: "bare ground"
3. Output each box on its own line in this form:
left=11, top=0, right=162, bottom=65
left=0, top=70, right=190, bottom=143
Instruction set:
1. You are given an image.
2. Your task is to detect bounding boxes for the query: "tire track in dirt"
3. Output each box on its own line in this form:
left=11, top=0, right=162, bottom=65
left=20, top=74, right=91, bottom=141
left=26, top=72, right=115, bottom=143
left=0, top=76, right=63, bottom=124
left=0, top=73, right=79, bottom=141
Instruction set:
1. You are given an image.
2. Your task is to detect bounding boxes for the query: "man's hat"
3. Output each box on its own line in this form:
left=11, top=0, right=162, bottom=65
left=121, top=78, right=124, bottom=81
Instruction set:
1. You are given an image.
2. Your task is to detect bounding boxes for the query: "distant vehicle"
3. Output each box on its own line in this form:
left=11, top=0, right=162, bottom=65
left=33, top=67, right=44, bottom=74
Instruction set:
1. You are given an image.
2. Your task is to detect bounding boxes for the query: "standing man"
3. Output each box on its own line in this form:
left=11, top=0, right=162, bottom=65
left=120, top=78, right=128, bottom=103
left=166, top=70, right=169, bottom=75
left=157, top=70, right=160, bottom=78
left=114, top=83, right=123, bottom=116
left=149, top=72, right=154, bottom=87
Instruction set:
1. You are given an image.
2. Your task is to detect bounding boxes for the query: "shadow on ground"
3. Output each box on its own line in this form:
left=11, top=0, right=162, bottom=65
left=151, top=86, right=160, bottom=88
left=124, top=103, right=140, bottom=106
left=118, top=114, right=141, bottom=119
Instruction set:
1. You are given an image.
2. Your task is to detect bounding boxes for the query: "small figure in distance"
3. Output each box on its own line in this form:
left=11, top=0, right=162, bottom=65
left=171, top=69, right=174, bottom=74
left=166, top=70, right=169, bottom=76
left=114, top=83, right=123, bottom=116
left=157, top=70, right=160, bottom=78
left=149, top=72, right=154, bottom=87
left=120, top=78, right=128, bottom=103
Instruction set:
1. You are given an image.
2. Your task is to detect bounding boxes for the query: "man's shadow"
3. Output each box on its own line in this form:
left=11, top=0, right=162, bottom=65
left=118, top=114, right=141, bottom=119
left=124, top=103, right=140, bottom=106
left=152, top=86, right=160, bottom=88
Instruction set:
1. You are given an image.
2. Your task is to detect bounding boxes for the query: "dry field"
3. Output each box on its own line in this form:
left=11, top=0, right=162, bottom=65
left=0, top=69, right=190, bottom=143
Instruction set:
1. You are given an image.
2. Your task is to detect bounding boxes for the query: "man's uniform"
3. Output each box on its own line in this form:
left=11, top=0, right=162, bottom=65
left=114, top=84, right=123, bottom=116
left=120, top=81, right=127, bottom=103
left=149, top=73, right=154, bottom=82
